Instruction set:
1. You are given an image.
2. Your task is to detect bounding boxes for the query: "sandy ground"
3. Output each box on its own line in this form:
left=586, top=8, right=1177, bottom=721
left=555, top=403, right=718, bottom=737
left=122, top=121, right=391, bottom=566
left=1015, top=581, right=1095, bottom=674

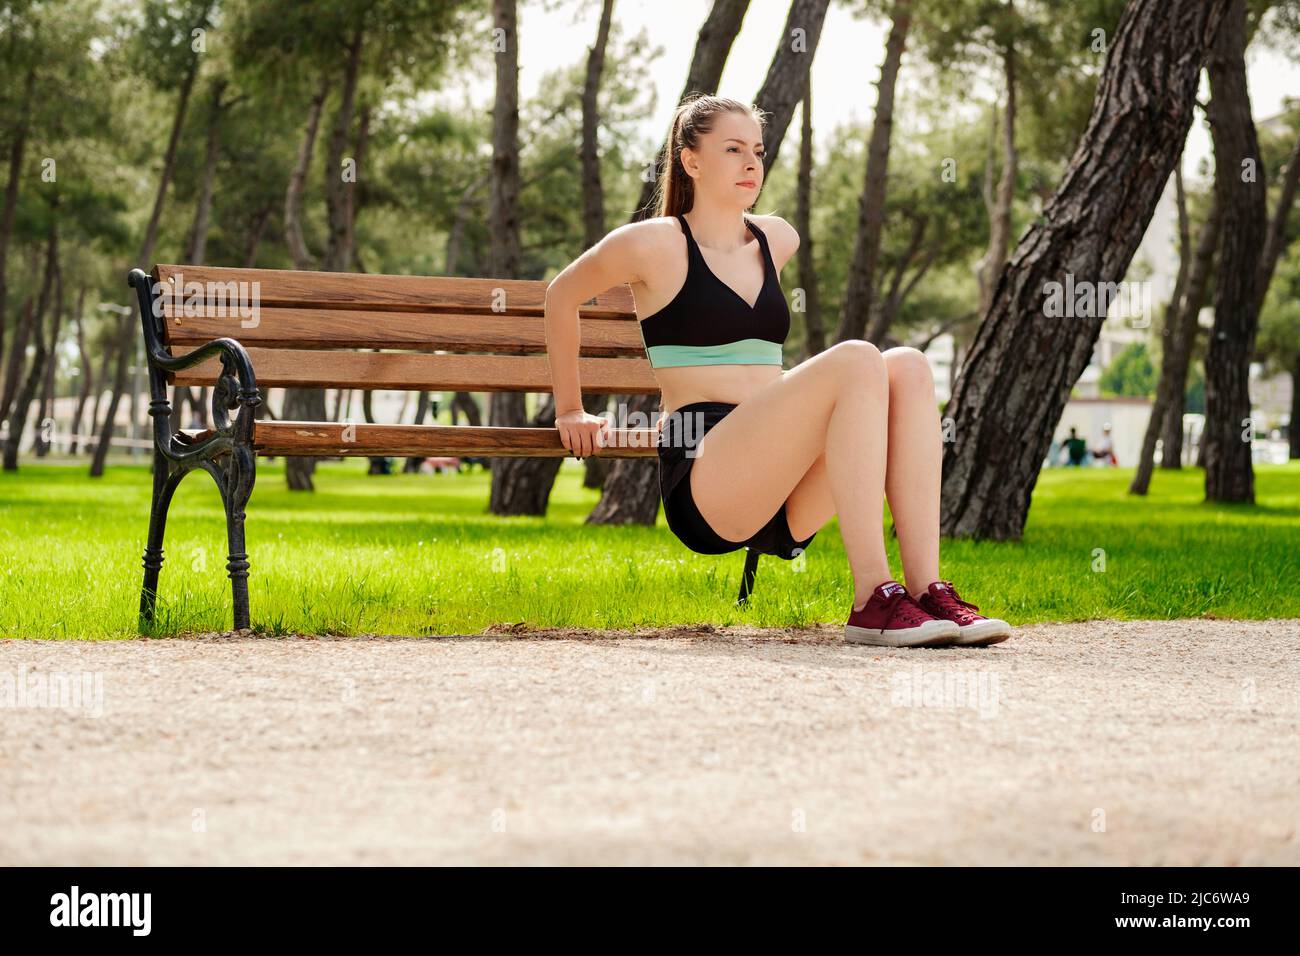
left=1, top=618, right=1297, bottom=866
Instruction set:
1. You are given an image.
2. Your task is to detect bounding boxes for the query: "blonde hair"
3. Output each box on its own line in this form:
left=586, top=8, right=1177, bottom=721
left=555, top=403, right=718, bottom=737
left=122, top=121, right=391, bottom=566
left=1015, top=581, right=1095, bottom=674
left=652, top=93, right=768, bottom=218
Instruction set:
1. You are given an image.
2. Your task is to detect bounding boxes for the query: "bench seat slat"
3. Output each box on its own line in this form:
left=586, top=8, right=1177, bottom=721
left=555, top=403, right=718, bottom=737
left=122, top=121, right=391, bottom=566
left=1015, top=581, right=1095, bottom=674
left=163, top=308, right=645, bottom=355
left=252, top=421, right=659, bottom=458
left=167, top=347, right=660, bottom=393
left=152, top=264, right=634, bottom=316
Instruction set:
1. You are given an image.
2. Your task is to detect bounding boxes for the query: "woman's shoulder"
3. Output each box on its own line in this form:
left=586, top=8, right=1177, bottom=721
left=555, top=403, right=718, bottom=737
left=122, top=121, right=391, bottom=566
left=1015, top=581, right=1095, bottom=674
left=747, top=213, right=800, bottom=263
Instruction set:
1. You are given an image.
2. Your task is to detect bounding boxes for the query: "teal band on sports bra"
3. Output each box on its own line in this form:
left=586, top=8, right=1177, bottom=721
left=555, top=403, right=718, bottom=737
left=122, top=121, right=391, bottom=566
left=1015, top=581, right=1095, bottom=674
left=645, top=338, right=782, bottom=369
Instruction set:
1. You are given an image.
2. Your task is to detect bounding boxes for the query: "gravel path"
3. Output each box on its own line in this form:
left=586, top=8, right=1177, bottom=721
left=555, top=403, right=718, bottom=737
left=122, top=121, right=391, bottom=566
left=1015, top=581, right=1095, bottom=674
left=2, top=618, right=1297, bottom=865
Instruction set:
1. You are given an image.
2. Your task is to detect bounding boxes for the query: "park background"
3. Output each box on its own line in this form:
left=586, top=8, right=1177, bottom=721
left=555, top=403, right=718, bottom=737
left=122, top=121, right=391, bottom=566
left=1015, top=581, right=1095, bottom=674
left=1, top=0, right=1298, bottom=637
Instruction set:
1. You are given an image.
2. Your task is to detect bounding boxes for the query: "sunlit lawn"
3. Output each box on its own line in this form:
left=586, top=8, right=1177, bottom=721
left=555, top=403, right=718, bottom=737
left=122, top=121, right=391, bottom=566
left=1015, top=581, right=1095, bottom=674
left=2, top=456, right=1298, bottom=639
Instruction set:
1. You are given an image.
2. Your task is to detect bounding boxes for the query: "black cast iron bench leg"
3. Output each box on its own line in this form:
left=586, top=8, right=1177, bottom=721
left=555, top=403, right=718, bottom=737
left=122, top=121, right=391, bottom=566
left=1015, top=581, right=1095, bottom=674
left=736, top=548, right=761, bottom=606
left=129, top=267, right=260, bottom=634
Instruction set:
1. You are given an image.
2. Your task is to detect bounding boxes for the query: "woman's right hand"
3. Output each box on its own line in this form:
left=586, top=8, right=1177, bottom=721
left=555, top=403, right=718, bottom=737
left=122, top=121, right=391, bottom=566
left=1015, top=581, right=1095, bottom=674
left=555, top=408, right=611, bottom=459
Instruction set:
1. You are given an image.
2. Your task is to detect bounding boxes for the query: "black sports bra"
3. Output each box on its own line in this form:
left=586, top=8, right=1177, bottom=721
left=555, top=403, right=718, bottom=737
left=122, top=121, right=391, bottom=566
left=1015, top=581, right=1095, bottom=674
left=637, top=214, right=791, bottom=368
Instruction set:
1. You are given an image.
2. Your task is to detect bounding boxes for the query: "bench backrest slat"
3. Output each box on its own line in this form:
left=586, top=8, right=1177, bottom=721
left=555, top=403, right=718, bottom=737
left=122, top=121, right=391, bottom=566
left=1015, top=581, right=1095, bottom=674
left=163, top=307, right=645, bottom=357
left=168, top=347, right=660, bottom=394
left=152, top=264, right=634, bottom=315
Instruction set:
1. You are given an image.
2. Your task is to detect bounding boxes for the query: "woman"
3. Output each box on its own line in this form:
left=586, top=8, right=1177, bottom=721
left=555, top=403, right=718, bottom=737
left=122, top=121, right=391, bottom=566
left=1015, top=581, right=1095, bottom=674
left=544, top=93, right=1011, bottom=648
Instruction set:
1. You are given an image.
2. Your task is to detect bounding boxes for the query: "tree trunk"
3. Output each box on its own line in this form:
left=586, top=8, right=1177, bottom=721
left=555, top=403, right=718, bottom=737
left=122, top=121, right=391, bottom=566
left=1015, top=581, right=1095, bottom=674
left=282, top=76, right=333, bottom=490
left=939, top=0, right=1231, bottom=540
left=571, top=0, right=616, bottom=493
left=4, top=214, right=57, bottom=470
left=1256, top=130, right=1300, bottom=315
left=492, top=394, right=566, bottom=512
left=869, top=213, right=934, bottom=343
left=450, top=391, right=481, bottom=427
left=322, top=28, right=365, bottom=274
left=0, top=289, right=32, bottom=427
left=2, top=302, right=46, bottom=470
left=1161, top=193, right=1222, bottom=469
left=486, top=0, right=539, bottom=515
left=1203, top=0, right=1266, bottom=504
left=348, top=101, right=372, bottom=262
left=581, top=0, right=613, bottom=250
left=69, top=288, right=92, bottom=455
left=977, top=19, right=1018, bottom=318
left=795, top=75, right=824, bottom=360
left=183, top=79, right=227, bottom=264
left=837, top=0, right=912, bottom=344
left=1131, top=162, right=1191, bottom=494
left=35, top=260, right=65, bottom=457
left=1290, top=357, right=1300, bottom=459
left=286, top=77, right=329, bottom=271
left=0, top=62, right=35, bottom=391
left=85, top=322, right=114, bottom=456
left=242, top=198, right=274, bottom=268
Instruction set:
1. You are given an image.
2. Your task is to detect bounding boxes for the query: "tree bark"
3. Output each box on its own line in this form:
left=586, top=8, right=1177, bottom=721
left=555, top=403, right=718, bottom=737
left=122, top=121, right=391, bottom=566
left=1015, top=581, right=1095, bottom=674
left=576, top=0, right=618, bottom=493
left=1161, top=193, right=1221, bottom=469
left=1130, top=163, right=1191, bottom=495
left=242, top=198, right=274, bottom=268
left=795, top=75, right=824, bottom=360
left=486, top=0, right=538, bottom=515
left=69, top=288, right=92, bottom=455
left=977, top=15, right=1018, bottom=318
left=939, top=0, right=1231, bottom=540
left=85, top=321, right=114, bottom=457
left=1255, top=129, right=1300, bottom=315
left=0, top=62, right=35, bottom=394
left=35, top=257, right=64, bottom=457
left=286, top=77, right=329, bottom=271
left=1290, top=356, right=1300, bottom=459
left=4, top=212, right=57, bottom=470
left=282, top=75, right=333, bottom=491
left=837, top=0, right=912, bottom=344
left=869, top=212, right=935, bottom=342
left=1203, top=0, right=1266, bottom=504
left=323, top=28, right=365, bottom=274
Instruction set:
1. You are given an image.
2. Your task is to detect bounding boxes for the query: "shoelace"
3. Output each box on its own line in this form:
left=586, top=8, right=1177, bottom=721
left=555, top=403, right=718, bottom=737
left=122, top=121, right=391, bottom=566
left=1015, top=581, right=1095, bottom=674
left=927, top=582, right=982, bottom=625
left=879, top=589, right=939, bottom=628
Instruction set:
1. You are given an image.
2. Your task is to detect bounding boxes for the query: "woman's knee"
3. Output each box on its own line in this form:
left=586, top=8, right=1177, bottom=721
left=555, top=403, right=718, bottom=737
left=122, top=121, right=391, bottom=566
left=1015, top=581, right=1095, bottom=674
left=882, top=346, right=935, bottom=391
left=828, top=339, right=887, bottom=392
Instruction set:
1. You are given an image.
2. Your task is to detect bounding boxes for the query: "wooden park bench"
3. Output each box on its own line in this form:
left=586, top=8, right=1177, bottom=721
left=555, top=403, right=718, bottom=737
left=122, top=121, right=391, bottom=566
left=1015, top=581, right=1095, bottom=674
left=126, top=264, right=769, bottom=632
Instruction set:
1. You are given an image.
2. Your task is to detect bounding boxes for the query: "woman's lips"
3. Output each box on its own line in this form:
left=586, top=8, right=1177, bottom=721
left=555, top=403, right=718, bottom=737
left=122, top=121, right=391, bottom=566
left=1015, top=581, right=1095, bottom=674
left=737, top=181, right=756, bottom=188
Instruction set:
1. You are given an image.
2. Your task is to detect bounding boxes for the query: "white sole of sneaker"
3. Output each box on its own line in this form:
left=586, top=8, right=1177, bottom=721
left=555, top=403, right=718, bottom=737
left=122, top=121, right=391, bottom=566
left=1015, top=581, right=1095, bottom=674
left=844, top=621, right=960, bottom=648
left=952, top=618, right=1012, bottom=647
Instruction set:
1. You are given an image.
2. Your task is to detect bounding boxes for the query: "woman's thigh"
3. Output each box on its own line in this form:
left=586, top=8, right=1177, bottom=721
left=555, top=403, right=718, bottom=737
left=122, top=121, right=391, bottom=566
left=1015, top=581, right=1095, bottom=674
left=688, top=340, right=884, bottom=542
left=784, top=451, right=835, bottom=542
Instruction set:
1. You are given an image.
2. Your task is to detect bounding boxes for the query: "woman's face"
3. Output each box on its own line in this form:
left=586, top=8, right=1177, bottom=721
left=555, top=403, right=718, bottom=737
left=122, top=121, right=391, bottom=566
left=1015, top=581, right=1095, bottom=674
left=681, top=111, right=765, bottom=207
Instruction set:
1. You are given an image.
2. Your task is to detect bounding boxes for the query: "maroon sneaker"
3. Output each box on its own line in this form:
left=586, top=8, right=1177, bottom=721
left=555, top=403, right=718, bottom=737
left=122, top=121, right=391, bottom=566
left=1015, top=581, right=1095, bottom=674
left=845, top=580, right=960, bottom=647
left=917, top=580, right=1011, bottom=646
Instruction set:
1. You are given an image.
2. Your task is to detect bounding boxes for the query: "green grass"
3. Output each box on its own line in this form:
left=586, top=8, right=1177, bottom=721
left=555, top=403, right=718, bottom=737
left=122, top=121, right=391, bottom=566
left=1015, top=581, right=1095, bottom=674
left=2, top=457, right=1298, bottom=638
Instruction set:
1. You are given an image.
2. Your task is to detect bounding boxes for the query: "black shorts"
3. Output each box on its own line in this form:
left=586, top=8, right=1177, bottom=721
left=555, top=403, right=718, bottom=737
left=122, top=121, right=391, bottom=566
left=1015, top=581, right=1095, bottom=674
left=656, top=401, right=817, bottom=560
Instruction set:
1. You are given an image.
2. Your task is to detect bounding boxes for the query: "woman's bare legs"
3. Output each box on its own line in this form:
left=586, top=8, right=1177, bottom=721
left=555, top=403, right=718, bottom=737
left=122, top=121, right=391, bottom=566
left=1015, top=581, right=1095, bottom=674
left=783, top=347, right=945, bottom=605
left=686, top=340, right=892, bottom=610
left=880, top=347, right=942, bottom=599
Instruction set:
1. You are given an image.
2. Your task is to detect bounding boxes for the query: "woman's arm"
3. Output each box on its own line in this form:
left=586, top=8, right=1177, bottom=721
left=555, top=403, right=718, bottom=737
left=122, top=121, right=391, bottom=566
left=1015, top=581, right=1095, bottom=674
left=544, top=222, right=649, bottom=416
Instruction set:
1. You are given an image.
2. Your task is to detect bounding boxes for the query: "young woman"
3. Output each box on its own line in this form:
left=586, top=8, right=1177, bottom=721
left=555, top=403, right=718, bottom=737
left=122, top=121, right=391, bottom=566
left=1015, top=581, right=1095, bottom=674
left=544, top=93, right=1011, bottom=648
